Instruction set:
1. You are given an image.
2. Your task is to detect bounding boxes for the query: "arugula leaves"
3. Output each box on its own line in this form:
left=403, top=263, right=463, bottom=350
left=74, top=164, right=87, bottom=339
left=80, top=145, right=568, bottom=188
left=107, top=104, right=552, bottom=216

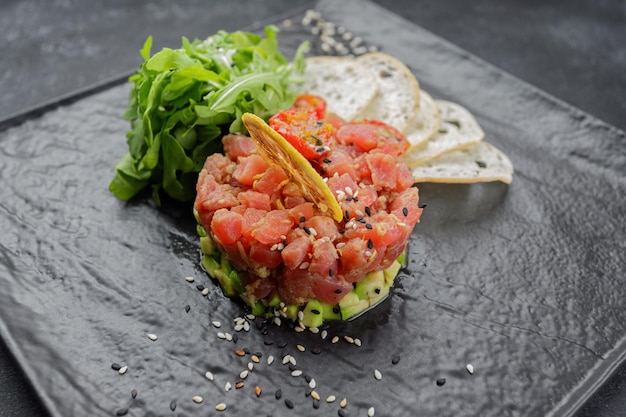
left=110, top=26, right=307, bottom=204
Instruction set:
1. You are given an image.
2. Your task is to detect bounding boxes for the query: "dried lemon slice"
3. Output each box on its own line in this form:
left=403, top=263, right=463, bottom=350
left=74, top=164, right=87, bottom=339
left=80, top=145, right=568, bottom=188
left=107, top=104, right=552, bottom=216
left=242, top=113, right=343, bottom=222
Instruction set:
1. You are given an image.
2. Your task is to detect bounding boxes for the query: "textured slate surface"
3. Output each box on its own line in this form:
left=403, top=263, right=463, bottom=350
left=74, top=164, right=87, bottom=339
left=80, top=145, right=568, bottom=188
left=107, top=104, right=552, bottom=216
left=1, top=1, right=625, bottom=416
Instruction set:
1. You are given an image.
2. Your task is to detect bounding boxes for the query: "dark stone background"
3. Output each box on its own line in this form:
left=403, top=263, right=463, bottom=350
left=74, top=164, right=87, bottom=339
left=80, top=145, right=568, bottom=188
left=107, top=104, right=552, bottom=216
left=0, top=1, right=624, bottom=416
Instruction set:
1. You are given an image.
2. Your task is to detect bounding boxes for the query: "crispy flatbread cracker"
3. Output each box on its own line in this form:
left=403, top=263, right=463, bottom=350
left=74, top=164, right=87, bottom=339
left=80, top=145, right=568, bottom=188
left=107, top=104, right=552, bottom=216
left=411, top=141, right=513, bottom=184
left=405, top=90, right=440, bottom=149
left=242, top=113, right=343, bottom=222
left=399, top=100, right=484, bottom=168
left=355, top=52, right=421, bottom=132
left=299, top=56, right=378, bottom=121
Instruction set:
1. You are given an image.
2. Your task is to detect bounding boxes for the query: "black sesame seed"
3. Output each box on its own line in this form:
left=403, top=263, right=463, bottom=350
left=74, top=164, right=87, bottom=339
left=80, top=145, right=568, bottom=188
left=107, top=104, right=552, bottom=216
left=333, top=307, right=340, bottom=314
left=345, top=210, right=350, bottom=219
left=264, top=339, right=274, bottom=346
left=367, top=239, right=373, bottom=250
left=289, top=363, right=297, bottom=371
left=275, top=389, right=283, bottom=400
left=305, top=387, right=312, bottom=397
left=243, top=347, right=251, bottom=354
left=232, top=334, right=239, bottom=343
left=353, top=197, right=359, bottom=202
left=278, top=341, right=288, bottom=348
left=402, top=207, right=408, bottom=216
left=374, top=288, right=381, bottom=294
left=338, top=409, right=347, bottom=417
left=300, top=216, right=306, bottom=223
left=356, top=215, right=364, bottom=222
left=184, top=304, right=191, bottom=313
left=196, top=284, right=204, bottom=291
left=334, top=289, right=343, bottom=294
left=170, top=400, right=177, bottom=411
left=320, top=168, right=326, bottom=175
left=436, top=378, right=446, bottom=386
left=328, top=269, right=334, bottom=277
left=317, top=147, right=325, bottom=153
left=303, top=227, right=311, bottom=235
left=316, top=121, right=324, bottom=127
left=349, top=141, right=355, bottom=146
left=345, top=196, right=353, bottom=202
left=312, top=347, right=322, bottom=355
left=365, top=223, right=373, bottom=230
left=311, top=309, right=321, bottom=315
left=323, top=158, right=332, bottom=163
left=131, top=389, right=137, bottom=399
left=111, top=363, right=121, bottom=371
left=419, top=203, right=427, bottom=209
left=365, top=206, right=371, bottom=216
left=285, top=399, right=294, bottom=409
left=313, top=399, right=320, bottom=409
left=116, top=408, right=129, bottom=416
left=338, top=229, right=346, bottom=234
left=392, top=355, right=401, bottom=365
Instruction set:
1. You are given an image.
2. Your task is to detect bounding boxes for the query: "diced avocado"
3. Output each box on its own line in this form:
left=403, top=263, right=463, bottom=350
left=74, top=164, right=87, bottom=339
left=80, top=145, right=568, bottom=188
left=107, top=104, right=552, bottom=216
left=201, top=254, right=243, bottom=297
left=251, top=301, right=266, bottom=316
left=355, top=270, right=385, bottom=301
left=383, top=260, right=402, bottom=286
left=284, top=305, right=299, bottom=321
left=320, top=301, right=342, bottom=321
left=200, top=235, right=216, bottom=255
left=264, top=291, right=282, bottom=308
left=301, top=299, right=324, bottom=328
left=196, top=224, right=207, bottom=238
left=396, top=251, right=406, bottom=266
left=338, top=291, right=370, bottom=320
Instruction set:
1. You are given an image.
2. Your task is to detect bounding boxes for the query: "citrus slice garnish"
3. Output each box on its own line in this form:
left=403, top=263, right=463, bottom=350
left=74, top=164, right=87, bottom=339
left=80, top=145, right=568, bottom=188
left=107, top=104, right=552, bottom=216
left=242, top=113, right=343, bottom=222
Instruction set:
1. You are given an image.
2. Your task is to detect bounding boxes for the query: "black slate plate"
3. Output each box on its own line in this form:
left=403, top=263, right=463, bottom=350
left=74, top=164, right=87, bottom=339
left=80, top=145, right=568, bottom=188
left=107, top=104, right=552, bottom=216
left=1, top=1, right=625, bottom=416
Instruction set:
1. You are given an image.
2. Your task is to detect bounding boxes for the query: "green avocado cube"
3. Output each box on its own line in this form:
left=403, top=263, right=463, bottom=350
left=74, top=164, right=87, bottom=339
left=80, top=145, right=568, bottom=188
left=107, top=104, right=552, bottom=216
left=383, top=260, right=402, bottom=286
left=320, top=301, right=342, bottom=321
left=338, top=291, right=370, bottom=320
left=355, top=270, right=385, bottom=301
left=301, top=299, right=324, bottom=328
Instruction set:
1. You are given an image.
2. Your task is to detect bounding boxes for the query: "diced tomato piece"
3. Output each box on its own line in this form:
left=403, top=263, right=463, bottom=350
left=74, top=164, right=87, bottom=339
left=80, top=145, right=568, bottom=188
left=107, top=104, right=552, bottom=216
left=211, top=209, right=243, bottom=245
left=281, top=236, right=312, bottom=269
left=311, top=276, right=353, bottom=305
left=222, top=134, right=257, bottom=160
left=237, top=190, right=271, bottom=211
left=232, top=154, right=268, bottom=186
left=365, top=153, right=398, bottom=189
left=291, top=94, right=327, bottom=119
left=308, top=239, right=338, bottom=276
left=250, top=210, right=293, bottom=245
left=323, top=112, right=347, bottom=130
left=249, top=241, right=283, bottom=269
left=269, top=108, right=335, bottom=160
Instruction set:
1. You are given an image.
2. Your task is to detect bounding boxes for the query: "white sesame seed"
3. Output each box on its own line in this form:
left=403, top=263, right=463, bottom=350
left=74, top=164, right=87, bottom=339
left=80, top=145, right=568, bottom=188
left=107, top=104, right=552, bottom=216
left=368, top=406, right=376, bottom=416
left=355, top=209, right=364, bottom=217
left=273, top=317, right=282, bottom=326
left=243, top=321, right=250, bottom=332
left=321, top=330, right=328, bottom=339
left=331, top=336, right=339, bottom=344
left=291, top=370, right=303, bottom=377
left=354, top=338, right=362, bottom=347
left=323, top=177, right=329, bottom=182
left=192, top=395, right=203, bottom=403
left=311, top=390, right=321, bottom=401
left=299, top=262, right=310, bottom=270
left=248, top=362, right=254, bottom=371
left=309, top=326, right=320, bottom=334
left=345, top=186, right=353, bottom=196
left=282, top=355, right=291, bottom=365
left=225, top=333, right=232, bottom=341
left=321, top=43, right=331, bottom=53
left=352, top=46, right=368, bottom=55
left=311, top=26, right=320, bottom=35
left=297, top=344, right=306, bottom=352
left=374, top=369, right=382, bottom=380
left=217, top=332, right=226, bottom=339
left=147, top=333, right=158, bottom=341
left=309, top=227, right=318, bottom=236
left=336, top=242, right=346, bottom=249
left=118, top=365, right=128, bottom=375
left=234, top=323, right=244, bottom=332
left=297, top=311, right=304, bottom=321
left=215, top=402, right=227, bottom=411
left=267, top=355, right=274, bottom=366
left=225, top=382, right=232, bottom=391
left=185, top=276, right=195, bottom=283
left=240, top=370, right=249, bottom=379
left=205, top=371, right=214, bottom=381
left=466, top=364, right=474, bottom=374
left=251, top=355, right=260, bottom=363
left=309, top=378, right=316, bottom=389
left=368, top=45, right=379, bottom=53
left=342, top=31, right=353, bottom=41
left=294, top=326, right=305, bottom=333
left=340, top=398, right=347, bottom=408
left=270, top=243, right=278, bottom=251
left=289, top=356, right=297, bottom=366
left=326, top=395, right=336, bottom=403
left=364, top=250, right=373, bottom=257
left=211, top=320, right=222, bottom=328
left=344, top=335, right=354, bottom=344
left=201, top=288, right=209, bottom=296
left=353, top=190, right=359, bottom=198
